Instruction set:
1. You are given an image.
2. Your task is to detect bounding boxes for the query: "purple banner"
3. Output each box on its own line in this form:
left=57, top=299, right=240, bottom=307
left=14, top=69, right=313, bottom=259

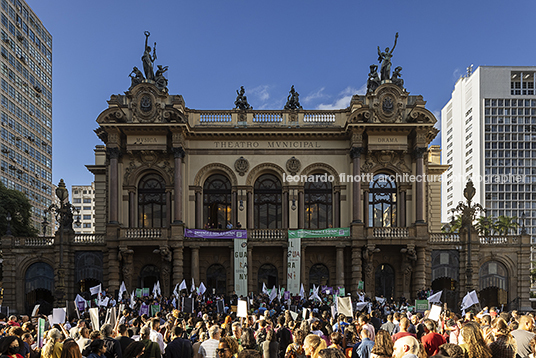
left=140, top=303, right=149, bottom=316
left=185, top=229, right=247, bottom=239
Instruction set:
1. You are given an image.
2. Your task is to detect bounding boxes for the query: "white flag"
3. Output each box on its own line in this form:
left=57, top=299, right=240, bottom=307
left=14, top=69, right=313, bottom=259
left=461, top=290, right=479, bottom=313
left=269, top=285, right=278, bottom=303
left=375, top=297, right=386, bottom=306
left=199, top=282, right=207, bottom=295
left=191, top=278, right=195, bottom=293
left=357, top=293, right=365, bottom=302
left=130, top=291, right=135, bottom=309
left=427, top=291, right=443, bottom=304
left=156, top=281, right=161, bottom=296
left=355, top=302, right=368, bottom=311
left=74, top=294, right=86, bottom=311
left=89, top=284, right=102, bottom=296
left=173, top=283, right=179, bottom=298
left=262, top=282, right=268, bottom=295
left=309, top=284, right=321, bottom=303
left=118, top=281, right=127, bottom=301
left=179, top=279, right=187, bottom=291
left=299, top=284, right=305, bottom=299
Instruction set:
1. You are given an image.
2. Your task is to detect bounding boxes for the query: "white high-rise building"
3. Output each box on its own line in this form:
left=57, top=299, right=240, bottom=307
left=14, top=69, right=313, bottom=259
left=0, top=0, right=53, bottom=233
left=442, top=66, right=536, bottom=242
left=71, top=183, right=95, bottom=234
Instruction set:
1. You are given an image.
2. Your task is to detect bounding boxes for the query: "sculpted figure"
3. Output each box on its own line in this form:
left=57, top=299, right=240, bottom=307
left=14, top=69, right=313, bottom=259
left=155, top=65, right=169, bottom=91
left=392, top=66, right=404, bottom=89
left=284, top=85, right=303, bottom=110
left=377, top=32, right=398, bottom=81
left=142, top=31, right=157, bottom=81
left=366, top=64, right=381, bottom=93
left=234, top=86, right=252, bottom=110
left=129, top=66, right=144, bottom=88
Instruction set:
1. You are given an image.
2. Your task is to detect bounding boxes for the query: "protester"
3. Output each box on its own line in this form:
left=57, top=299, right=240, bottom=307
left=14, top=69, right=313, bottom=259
left=511, top=315, right=536, bottom=358
left=60, top=340, right=83, bottom=358
left=123, top=342, right=146, bottom=358
left=458, top=321, right=492, bottom=358
left=392, top=336, right=420, bottom=358
left=260, top=330, right=279, bottom=358
left=369, top=330, right=393, bottom=358
left=164, top=326, right=193, bottom=358
left=199, top=326, right=221, bottom=358
left=217, top=337, right=239, bottom=358
left=303, top=334, right=326, bottom=358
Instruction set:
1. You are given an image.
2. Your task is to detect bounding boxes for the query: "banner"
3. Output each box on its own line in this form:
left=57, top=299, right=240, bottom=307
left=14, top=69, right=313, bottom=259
left=142, top=288, right=150, bottom=297
left=139, top=303, right=149, bottom=316
left=288, top=228, right=350, bottom=239
left=37, top=318, right=45, bottom=347
left=287, top=235, right=301, bottom=295
left=234, top=238, right=248, bottom=297
left=415, top=300, right=429, bottom=312
left=150, top=304, right=161, bottom=317
left=136, top=289, right=142, bottom=298
left=185, top=229, right=247, bottom=239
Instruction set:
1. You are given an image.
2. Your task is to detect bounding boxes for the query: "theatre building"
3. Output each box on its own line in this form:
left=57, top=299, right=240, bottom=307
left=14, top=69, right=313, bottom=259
left=1, top=52, right=532, bottom=314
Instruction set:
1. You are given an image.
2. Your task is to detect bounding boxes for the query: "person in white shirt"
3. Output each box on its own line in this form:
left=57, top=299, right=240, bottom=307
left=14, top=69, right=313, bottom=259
left=199, top=325, right=221, bottom=358
left=149, top=318, right=166, bottom=352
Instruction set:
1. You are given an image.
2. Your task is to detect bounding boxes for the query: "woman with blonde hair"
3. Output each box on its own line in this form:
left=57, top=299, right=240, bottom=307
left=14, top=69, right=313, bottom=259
left=42, top=328, right=63, bottom=358
left=459, top=322, right=492, bottom=358
left=369, top=330, right=393, bottom=358
left=303, top=334, right=327, bottom=358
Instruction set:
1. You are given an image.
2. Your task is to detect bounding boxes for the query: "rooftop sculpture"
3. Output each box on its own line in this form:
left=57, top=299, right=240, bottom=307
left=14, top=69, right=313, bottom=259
left=234, top=86, right=252, bottom=110
left=128, top=31, right=169, bottom=92
left=284, top=85, right=303, bottom=110
left=367, top=32, right=404, bottom=93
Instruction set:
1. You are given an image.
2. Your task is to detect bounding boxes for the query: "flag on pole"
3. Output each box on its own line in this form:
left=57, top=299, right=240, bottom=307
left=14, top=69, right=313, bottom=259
left=156, top=281, right=161, bottom=296
left=179, top=279, right=187, bottom=291
left=191, top=278, right=195, bottom=293
left=357, top=292, right=365, bottom=302
left=299, top=283, right=305, bottom=299
left=118, top=281, right=127, bottom=301
left=269, top=285, right=278, bottom=303
left=89, top=284, right=102, bottom=296
left=309, top=284, right=321, bottom=303
left=262, top=282, right=268, bottom=295
left=199, top=282, right=207, bottom=295
left=461, top=290, right=479, bottom=314
left=130, top=291, right=135, bottom=309
left=427, top=291, right=443, bottom=304
left=173, top=283, right=179, bottom=298
left=74, top=294, right=86, bottom=312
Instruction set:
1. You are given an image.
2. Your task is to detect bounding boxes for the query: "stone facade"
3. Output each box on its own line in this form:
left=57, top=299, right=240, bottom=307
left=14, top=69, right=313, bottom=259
left=1, top=79, right=532, bottom=314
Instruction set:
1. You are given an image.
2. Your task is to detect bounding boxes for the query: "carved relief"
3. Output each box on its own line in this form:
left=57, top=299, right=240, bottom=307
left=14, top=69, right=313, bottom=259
left=299, top=162, right=341, bottom=186
left=361, top=151, right=375, bottom=173
left=286, top=157, right=301, bottom=175
left=234, top=157, right=250, bottom=176
left=245, top=163, right=286, bottom=187
left=194, top=163, right=238, bottom=187
left=123, top=151, right=174, bottom=185
left=396, top=151, right=411, bottom=174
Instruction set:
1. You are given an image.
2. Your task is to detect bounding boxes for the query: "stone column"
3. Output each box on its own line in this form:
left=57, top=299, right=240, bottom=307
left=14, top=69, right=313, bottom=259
left=247, top=247, right=253, bottom=293
left=191, top=247, right=200, bottom=284
left=129, top=190, right=135, bottom=227
left=166, top=191, right=172, bottom=227
left=282, top=190, right=289, bottom=229
left=172, top=245, right=184, bottom=287
left=107, top=147, right=120, bottom=224
left=172, top=148, right=185, bottom=224
left=363, top=189, right=369, bottom=227
left=334, top=190, right=340, bottom=228
left=247, top=190, right=253, bottom=228
left=232, top=191, right=238, bottom=227
left=400, top=189, right=406, bottom=227
left=107, top=246, right=120, bottom=293
left=336, top=247, right=345, bottom=287
left=351, top=147, right=363, bottom=224
left=195, top=190, right=202, bottom=228
left=414, top=246, right=427, bottom=295
left=298, top=190, right=304, bottom=229
left=301, top=245, right=307, bottom=289
left=414, top=148, right=426, bottom=224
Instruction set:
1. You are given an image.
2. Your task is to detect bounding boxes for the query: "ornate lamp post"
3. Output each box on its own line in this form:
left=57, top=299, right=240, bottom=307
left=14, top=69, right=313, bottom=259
left=451, top=180, right=484, bottom=292
left=42, top=179, right=80, bottom=303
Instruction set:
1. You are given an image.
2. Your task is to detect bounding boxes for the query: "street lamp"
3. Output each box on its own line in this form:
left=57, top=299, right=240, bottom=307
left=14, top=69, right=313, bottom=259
left=451, top=180, right=484, bottom=292
left=6, top=212, right=12, bottom=236
left=42, top=179, right=80, bottom=302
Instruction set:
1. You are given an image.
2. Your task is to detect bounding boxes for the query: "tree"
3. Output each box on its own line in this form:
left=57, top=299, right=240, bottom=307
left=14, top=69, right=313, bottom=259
left=494, top=215, right=519, bottom=235
left=443, top=214, right=462, bottom=233
left=475, top=215, right=494, bottom=236
left=0, top=182, right=38, bottom=236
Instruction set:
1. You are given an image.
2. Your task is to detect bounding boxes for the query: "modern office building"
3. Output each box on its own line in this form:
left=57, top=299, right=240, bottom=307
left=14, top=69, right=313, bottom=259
left=72, top=183, right=95, bottom=234
left=441, top=66, right=536, bottom=242
left=0, top=0, right=53, bottom=233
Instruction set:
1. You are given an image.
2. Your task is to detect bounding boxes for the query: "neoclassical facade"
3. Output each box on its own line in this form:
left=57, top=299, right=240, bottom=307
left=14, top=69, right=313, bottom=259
left=1, top=72, right=532, bottom=314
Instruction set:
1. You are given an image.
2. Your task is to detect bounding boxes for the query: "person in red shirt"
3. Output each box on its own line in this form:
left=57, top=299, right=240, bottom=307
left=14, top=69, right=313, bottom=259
left=420, top=319, right=446, bottom=357
left=392, top=317, right=416, bottom=342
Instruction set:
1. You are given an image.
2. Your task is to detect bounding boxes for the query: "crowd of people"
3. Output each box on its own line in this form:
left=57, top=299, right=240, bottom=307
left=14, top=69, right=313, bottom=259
left=1, top=290, right=536, bottom=358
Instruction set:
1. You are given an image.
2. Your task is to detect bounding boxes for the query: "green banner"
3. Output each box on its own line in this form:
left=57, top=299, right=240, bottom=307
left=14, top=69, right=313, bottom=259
left=136, top=289, right=142, bottom=298
left=288, top=228, right=350, bottom=239
left=415, top=300, right=429, bottom=312
left=357, top=281, right=364, bottom=290
left=150, top=304, right=161, bottom=317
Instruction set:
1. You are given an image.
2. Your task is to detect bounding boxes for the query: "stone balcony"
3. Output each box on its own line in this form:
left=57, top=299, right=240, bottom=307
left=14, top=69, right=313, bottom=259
left=189, top=109, right=346, bottom=127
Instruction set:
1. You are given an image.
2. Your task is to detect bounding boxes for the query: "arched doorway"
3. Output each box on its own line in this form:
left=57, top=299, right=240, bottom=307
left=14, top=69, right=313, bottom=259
left=75, top=252, right=103, bottom=296
left=207, top=264, right=227, bottom=295
left=479, top=261, right=508, bottom=308
left=203, top=174, right=232, bottom=229
left=25, top=262, right=54, bottom=315
left=431, top=251, right=459, bottom=310
left=375, top=264, right=395, bottom=299
left=140, top=265, right=160, bottom=289
left=309, top=264, right=329, bottom=289
left=369, top=173, right=397, bottom=227
left=258, top=264, right=278, bottom=292
left=138, top=173, right=167, bottom=228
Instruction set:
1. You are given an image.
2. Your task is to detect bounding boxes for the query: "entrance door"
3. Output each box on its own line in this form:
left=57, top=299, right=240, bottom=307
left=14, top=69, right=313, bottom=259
left=140, top=265, right=160, bottom=289
left=258, top=264, right=278, bottom=292
left=25, top=262, right=54, bottom=315
left=479, top=261, right=508, bottom=308
left=375, top=264, right=395, bottom=299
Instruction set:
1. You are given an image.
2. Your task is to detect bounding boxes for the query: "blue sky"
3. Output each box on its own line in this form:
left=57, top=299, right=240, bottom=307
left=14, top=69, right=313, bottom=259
left=26, top=0, right=536, bottom=188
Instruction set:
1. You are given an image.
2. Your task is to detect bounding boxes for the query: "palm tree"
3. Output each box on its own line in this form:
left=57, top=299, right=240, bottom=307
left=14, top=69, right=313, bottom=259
left=443, top=214, right=462, bottom=233
left=475, top=215, right=493, bottom=236
left=494, top=215, right=519, bottom=235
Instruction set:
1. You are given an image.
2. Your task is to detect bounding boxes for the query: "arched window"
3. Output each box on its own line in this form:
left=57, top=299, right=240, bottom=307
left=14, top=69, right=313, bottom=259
left=479, top=261, right=508, bottom=291
left=139, top=265, right=159, bottom=289
left=369, top=174, right=397, bottom=227
left=375, top=264, right=395, bottom=298
left=309, top=264, right=329, bottom=288
left=138, top=174, right=167, bottom=228
left=305, top=180, right=332, bottom=229
left=207, top=264, right=227, bottom=295
left=258, top=264, right=278, bottom=292
left=254, top=174, right=282, bottom=229
left=203, top=174, right=232, bottom=229
left=25, top=262, right=55, bottom=316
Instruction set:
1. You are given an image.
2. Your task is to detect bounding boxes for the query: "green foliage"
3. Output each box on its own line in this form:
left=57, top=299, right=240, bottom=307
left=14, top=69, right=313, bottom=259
left=494, top=215, right=519, bottom=235
left=445, top=214, right=520, bottom=236
left=0, top=182, right=38, bottom=236
left=442, top=214, right=462, bottom=233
